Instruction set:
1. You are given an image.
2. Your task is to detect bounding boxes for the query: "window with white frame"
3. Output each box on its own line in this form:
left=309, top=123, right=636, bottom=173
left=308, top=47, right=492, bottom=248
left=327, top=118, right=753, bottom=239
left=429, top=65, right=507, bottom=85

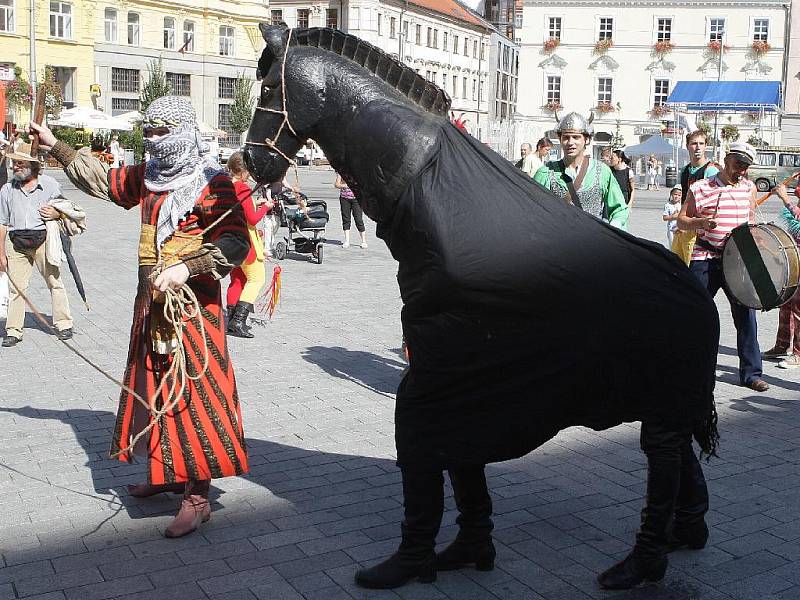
left=473, top=40, right=477, bottom=58
left=111, top=97, right=140, bottom=115
left=433, top=29, right=438, bottom=48
left=653, top=79, right=669, bottom=106
left=463, top=37, right=468, bottom=56
left=453, top=34, right=458, bottom=52
left=389, top=17, right=396, bottom=38
left=514, top=12, right=522, bottom=29
left=415, top=24, right=420, bottom=45
left=753, top=18, right=769, bottom=42
left=598, top=17, right=613, bottom=40
left=49, top=1, right=72, bottom=39
left=472, top=79, right=476, bottom=100
left=351, top=7, right=360, bottom=28
left=166, top=72, right=190, bottom=96
left=548, top=16, right=561, bottom=39
left=426, top=26, right=432, bottom=47
left=597, top=77, right=613, bottom=103
left=297, top=8, right=309, bottom=29
left=219, top=25, right=234, bottom=56
left=402, top=20, right=407, bottom=40
left=709, top=18, right=725, bottom=42
left=104, top=8, right=117, bottom=42
left=462, top=76, right=467, bottom=98
left=441, top=73, right=447, bottom=87
left=270, top=9, right=282, bottom=25
left=163, top=17, right=175, bottom=49
left=127, top=12, right=139, bottom=45
left=546, top=75, right=561, bottom=104
left=111, top=67, right=139, bottom=93
left=0, top=0, right=14, bottom=32
left=182, top=21, right=194, bottom=52
left=452, top=75, right=457, bottom=98
left=376, top=13, right=381, bottom=35
left=657, top=18, right=671, bottom=42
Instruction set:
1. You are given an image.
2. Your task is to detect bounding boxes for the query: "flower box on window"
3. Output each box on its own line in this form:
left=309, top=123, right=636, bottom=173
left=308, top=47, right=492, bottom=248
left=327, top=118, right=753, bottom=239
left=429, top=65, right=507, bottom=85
left=542, top=101, right=562, bottom=112
left=653, top=40, right=674, bottom=55
left=751, top=40, right=771, bottom=56
left=595, top=101, right=615, bottom=114
left=706, top=40, right=731, bottom=55
left=650, top=104, right=671, bottom=118
left=543, top=37, right=560, bottom=53
left=594, top=38, right=613, bottom=54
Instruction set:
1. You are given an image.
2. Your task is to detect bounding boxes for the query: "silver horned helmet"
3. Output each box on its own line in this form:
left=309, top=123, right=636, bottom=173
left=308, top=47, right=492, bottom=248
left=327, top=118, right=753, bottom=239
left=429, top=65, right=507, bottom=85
left=555, top=111, right=594, bottom=138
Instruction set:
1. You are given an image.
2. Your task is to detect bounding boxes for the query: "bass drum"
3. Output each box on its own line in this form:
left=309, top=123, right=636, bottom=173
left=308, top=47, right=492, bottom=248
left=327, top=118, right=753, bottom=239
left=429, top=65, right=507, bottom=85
left=721, top=223, right=800, bottom=310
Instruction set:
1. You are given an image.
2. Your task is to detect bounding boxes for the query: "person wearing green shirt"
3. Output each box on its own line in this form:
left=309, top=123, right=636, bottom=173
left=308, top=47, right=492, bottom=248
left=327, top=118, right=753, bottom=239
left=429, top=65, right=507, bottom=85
left=533, top=112, right=629, bottom=230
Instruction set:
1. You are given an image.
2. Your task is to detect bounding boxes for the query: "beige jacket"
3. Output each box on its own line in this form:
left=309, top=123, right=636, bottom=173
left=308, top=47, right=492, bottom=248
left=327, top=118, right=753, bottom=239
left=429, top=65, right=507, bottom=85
left=45, top=198, right=87, bottom=266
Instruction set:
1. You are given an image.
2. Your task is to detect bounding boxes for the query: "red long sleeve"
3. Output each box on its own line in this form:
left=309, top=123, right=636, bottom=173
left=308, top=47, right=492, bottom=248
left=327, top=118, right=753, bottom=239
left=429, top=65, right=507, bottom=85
left=234, top=181, right=270, bottom=226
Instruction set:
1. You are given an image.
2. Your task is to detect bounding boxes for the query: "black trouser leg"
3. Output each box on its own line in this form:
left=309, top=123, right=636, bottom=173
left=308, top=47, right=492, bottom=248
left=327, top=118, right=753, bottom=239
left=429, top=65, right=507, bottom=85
left=673, top=440, right=709, bottom=546
left=634, top=421, right=690, bottom=559
left=355, top=466, right=442, bottom=589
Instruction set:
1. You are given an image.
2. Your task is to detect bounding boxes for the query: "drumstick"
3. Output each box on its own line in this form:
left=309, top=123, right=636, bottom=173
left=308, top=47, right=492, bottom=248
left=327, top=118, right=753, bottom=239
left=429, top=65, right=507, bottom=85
left=29, top=87, right=47, bottom=156
left=756, top=170, right=800, bottom=206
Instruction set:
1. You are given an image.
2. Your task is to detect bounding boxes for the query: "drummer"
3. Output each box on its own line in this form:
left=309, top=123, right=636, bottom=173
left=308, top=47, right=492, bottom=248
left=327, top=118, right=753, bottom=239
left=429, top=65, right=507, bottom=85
left=676, top=142, right=768, bottom=392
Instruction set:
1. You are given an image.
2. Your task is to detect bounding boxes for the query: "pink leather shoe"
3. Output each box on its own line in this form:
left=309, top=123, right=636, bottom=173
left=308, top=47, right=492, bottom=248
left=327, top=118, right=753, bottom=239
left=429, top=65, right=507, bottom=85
left=164, top=495, right=211, bottom=538
left=127, top=482, right=186, bottom=498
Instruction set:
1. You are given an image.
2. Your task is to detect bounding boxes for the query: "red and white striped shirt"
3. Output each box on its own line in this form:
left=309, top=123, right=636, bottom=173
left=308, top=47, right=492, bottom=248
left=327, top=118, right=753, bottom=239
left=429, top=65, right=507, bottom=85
left=690, top=175, right=754, bottom=261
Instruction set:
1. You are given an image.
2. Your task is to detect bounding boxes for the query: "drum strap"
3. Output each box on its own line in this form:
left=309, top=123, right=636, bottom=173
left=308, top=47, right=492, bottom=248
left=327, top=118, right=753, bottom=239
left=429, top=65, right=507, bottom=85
left=731, top=226, right=779, bottom=309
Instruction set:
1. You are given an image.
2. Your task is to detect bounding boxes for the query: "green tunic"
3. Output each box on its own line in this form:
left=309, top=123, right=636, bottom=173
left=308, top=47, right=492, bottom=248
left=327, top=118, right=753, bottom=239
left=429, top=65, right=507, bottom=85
left=533, top=158, right=629, bottom=230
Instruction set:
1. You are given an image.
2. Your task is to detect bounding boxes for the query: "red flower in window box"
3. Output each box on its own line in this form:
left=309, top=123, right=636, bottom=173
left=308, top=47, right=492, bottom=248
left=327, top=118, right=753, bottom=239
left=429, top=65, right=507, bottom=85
left=653, top=40, right=674, bottom=55
left=543, top=37, right=560, bottom=53
left=706, top=40, right=731, bottom=55
left=594, top=38, right=613, bottom=54
left=751, top=40, right=771, bottom=56
left=650, top=104, right=670, bottom=118
left=594, top=101, right=615, bottom=114
left=542, top=101, right=562, bottom=112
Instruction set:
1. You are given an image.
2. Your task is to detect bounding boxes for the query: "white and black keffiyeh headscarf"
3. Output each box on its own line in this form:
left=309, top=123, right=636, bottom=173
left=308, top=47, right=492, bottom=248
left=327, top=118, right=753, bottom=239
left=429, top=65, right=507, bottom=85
left=143, top=96, right=225, bottom=248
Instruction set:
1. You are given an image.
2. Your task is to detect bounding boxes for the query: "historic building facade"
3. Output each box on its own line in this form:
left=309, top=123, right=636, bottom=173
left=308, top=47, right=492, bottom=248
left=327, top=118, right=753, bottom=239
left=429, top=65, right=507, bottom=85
left=517, top=0, right=788, bottom=156
left=93, top=0, right=264, bottom=144
left=1, top=0, right=97, bottom=122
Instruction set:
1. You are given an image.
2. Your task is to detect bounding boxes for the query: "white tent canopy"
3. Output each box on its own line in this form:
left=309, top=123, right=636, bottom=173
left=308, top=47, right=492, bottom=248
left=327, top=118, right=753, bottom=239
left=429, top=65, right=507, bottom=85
left=49, top=106, right=133, bottom=131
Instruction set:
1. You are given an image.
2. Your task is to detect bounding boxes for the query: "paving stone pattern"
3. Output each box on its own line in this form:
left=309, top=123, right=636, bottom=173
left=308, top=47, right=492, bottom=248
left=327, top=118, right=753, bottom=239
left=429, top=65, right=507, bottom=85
left=0, top=168, right=798, bottom=599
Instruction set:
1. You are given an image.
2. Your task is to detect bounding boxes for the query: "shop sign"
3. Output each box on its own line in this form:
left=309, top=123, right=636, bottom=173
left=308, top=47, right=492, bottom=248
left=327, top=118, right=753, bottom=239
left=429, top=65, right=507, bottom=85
left=0, top=63, right=14, bottom=81
left=634, top=126, right=662, bottom=135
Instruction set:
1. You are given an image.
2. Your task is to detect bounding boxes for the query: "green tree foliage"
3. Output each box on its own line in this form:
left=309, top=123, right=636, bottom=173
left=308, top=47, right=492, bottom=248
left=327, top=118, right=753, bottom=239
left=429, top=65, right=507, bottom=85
left=139, top=58, right=172, bottom=112
left=228, top=73, right=255, bottom=136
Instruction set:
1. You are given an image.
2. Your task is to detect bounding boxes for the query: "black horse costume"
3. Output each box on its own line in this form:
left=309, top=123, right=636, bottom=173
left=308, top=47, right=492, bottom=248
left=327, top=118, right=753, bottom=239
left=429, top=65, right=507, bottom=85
left=245, top=25, right=720, bottom=589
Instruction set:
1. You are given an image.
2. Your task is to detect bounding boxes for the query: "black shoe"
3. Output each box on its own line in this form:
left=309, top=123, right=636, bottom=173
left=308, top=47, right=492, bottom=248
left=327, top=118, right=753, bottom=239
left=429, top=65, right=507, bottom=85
left=227, top=303, right=254, bottom=338
left=436, top=539, right=495, bottom=572
left=354, top=552, right=436, bottom=589
left=597, top=553, right=668, bottom=590
left=668, top=521, right=708, bottom=552
left=55, top=328, right=73, bottom=341
left=2, top=336, right=21, bottom=347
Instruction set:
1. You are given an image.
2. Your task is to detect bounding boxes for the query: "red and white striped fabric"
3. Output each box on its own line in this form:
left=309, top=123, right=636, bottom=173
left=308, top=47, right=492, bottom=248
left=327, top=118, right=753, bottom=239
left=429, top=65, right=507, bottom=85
left=690, top=175, right=753, bottom=261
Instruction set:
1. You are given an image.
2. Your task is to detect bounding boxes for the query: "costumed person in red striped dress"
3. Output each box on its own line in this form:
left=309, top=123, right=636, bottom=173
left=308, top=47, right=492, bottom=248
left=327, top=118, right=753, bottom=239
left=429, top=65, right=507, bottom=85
left=676, top=142, right=768, bottom=392
left=763, top=183, right=800, bottom=369
left=225, top=151, right=273, bottom=338
left=30, top=96, right=251, bottom=538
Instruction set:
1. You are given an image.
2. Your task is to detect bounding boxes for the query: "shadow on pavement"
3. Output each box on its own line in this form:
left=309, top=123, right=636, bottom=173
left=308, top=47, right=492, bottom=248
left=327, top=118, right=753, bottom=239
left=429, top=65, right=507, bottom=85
left=301, top=345, right=405, bottom=397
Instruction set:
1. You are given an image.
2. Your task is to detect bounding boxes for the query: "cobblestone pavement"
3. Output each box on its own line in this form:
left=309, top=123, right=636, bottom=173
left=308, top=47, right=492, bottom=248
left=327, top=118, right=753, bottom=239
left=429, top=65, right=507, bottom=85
left=0, top=167, right=798, bottom=600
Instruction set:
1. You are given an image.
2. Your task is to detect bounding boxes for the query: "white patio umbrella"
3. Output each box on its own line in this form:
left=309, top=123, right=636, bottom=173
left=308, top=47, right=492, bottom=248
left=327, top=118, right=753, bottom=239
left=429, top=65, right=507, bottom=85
left=116, top=110, right=143, bottom=125
left=49, top=106, right=133, bottom=131
left=197, top=120, right=228, bottom=137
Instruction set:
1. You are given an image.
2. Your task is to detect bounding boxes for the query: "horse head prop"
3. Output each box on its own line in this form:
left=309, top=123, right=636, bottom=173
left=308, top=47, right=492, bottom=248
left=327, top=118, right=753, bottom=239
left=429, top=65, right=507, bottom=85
left=244, top=24, right=451, bottom=221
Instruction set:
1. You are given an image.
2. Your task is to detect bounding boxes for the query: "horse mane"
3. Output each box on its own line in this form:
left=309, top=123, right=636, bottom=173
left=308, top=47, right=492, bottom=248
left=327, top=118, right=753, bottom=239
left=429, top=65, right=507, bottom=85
left=289, top=27, right=452, bottom=117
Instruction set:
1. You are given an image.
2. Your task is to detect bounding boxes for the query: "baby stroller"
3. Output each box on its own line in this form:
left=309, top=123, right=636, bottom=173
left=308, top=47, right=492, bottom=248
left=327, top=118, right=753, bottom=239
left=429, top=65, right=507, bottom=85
left=273, top=190, right=329, bottom=264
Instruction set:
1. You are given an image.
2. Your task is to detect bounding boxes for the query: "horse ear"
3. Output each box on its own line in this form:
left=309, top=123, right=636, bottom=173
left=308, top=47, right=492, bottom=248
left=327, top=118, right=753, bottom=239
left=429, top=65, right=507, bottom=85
left=259, top=23, right=290, bottom=60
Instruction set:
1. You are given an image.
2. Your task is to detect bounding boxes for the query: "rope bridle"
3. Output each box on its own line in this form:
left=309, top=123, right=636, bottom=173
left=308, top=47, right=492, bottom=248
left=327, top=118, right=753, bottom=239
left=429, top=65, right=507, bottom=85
left=244, top=27, right=304, bottom=190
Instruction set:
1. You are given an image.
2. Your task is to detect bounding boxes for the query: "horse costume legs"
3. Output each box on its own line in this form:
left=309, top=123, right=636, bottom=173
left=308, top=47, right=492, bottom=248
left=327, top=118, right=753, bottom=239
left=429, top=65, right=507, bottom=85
left=355, top=467, right=442, bottom=589
left=437, top=467, right=496, bottom=572
left=599, top=421, right=708, bottom=590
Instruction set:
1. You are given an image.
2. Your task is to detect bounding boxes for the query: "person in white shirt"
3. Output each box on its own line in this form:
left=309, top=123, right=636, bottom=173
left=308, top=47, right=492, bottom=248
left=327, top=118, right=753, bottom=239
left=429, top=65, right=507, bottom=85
left=662, top=185, right=681, bottom=246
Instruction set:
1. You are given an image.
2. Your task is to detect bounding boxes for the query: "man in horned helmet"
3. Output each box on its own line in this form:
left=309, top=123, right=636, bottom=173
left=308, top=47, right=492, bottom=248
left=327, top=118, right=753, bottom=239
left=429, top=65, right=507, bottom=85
left=533, top=111, right=628, bottom=229
left=30, top=96, right=251, bottom=538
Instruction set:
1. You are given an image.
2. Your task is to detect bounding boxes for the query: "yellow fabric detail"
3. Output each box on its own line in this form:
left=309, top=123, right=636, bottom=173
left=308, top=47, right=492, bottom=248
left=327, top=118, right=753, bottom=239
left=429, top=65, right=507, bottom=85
left=671, top=230, right=696, bottom=267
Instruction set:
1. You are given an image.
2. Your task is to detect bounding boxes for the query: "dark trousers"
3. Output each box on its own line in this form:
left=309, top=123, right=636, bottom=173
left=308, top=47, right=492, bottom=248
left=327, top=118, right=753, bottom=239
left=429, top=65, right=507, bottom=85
left=340, top=196, right=365, bottom=232
left=634, top=421, right=709, bottom=558
left=690, top=258, right=762, bottom=384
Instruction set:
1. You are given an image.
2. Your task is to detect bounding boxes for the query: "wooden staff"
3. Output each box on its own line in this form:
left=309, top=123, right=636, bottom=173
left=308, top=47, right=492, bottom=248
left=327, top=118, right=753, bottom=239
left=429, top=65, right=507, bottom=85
left=29, top=86, right=47, bottom=156
left=756, top=170, right=800, bottom=206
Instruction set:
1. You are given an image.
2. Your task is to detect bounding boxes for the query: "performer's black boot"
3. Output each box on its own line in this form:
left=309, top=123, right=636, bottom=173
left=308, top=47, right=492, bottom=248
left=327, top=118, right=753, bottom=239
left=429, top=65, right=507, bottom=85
left=598, top=422, right=686, bottom=590
left=355, top=468, right=442, bottom=589
left=227, top=302, right=254, bottom=338
left=437, top=466, right=496, bottom=572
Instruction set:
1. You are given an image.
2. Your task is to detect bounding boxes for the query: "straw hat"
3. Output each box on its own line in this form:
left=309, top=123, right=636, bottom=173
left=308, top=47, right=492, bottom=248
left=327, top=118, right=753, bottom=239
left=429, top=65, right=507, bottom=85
left=4, top=142, right=40, bottom=163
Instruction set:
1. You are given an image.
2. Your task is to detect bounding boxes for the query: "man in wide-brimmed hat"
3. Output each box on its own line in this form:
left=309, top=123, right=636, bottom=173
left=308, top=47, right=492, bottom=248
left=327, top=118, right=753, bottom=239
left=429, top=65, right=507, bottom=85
left=0, top=142, right=73, bottom=346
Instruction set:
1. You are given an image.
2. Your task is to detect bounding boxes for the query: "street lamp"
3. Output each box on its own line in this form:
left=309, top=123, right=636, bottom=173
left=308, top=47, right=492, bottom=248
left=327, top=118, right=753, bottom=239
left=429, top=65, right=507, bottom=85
left=713, top=28, right=726, bottom=162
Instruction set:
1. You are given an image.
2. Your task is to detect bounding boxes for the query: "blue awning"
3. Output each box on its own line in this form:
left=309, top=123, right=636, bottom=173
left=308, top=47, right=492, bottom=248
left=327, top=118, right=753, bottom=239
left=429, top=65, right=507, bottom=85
left=666, top=81, right=781, bottom=112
